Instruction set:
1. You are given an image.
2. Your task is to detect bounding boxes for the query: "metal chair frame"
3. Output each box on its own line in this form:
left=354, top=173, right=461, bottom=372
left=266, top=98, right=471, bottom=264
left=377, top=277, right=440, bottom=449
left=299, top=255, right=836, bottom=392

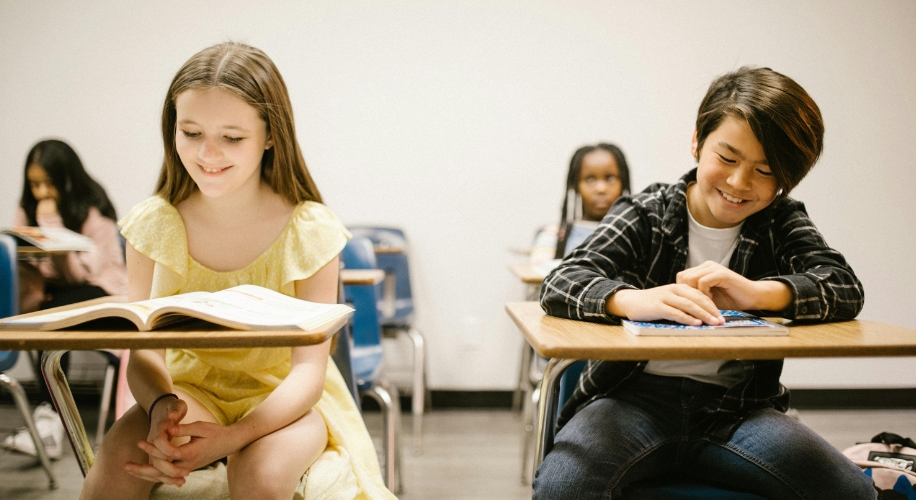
left=0, top=234, right=57, bottom=489
left=348, top=226, right=427, bottom=453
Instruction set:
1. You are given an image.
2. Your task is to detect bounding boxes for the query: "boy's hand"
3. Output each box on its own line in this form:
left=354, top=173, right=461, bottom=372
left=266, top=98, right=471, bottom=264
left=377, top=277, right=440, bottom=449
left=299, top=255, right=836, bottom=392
left=676, top=261, right=791, bottom=312
left=607, top=285, right=724, bottom=326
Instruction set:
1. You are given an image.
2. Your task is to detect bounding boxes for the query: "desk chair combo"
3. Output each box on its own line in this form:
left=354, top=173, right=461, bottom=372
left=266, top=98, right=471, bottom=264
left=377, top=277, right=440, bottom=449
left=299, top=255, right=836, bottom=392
left=348, top=226, right=427, bottom=453
left=341, top=236, right=403, bottom=492
left=0, top=234, right=57, bottom=489
left=540, top=360, right=767, bottom=499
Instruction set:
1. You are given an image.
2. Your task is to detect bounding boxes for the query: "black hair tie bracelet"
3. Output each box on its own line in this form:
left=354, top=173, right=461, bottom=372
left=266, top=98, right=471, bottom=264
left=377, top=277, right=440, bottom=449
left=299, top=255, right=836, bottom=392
left=148, top=393, right=178, bottom=421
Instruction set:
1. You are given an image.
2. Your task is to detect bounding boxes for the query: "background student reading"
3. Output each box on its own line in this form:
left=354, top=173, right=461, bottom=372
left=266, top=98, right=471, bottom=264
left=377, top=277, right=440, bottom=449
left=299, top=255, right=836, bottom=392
left=529, top=143, right=631, bottom=266
left=536, top=67, right=875, bottom=499
left=81, top=42, right=394, bottom=499
left=4, top=139, right=127, bottom=460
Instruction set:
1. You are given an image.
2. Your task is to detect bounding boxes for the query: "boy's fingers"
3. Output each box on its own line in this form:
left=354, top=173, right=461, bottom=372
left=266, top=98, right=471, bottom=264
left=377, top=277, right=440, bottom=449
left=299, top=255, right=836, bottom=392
left=669, top=289, right=722, bottom=324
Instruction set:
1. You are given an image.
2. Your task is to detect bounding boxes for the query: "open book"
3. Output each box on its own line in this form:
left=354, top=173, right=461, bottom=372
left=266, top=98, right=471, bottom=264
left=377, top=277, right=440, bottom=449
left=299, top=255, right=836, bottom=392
left=0, top=284, right=353, bottom=332
left=2, top=226, right=96, bottom=252
left=623, top=310, right=789, bottom=336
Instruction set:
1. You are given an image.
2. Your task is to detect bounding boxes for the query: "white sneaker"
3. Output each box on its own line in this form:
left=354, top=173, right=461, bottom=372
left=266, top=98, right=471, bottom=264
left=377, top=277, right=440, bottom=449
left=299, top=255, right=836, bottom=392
left=1, top=403, right=64, bottom=460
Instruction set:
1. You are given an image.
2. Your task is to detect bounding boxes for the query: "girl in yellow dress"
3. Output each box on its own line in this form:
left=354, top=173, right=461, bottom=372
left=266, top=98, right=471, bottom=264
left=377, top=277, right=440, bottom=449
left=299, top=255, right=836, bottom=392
left=81, top=42, right=394, bottom=500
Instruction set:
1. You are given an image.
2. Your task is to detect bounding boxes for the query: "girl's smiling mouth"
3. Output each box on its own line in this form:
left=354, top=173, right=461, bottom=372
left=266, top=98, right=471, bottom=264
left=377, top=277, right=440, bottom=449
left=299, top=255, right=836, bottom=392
left=199, top=164, right=231, bottom=174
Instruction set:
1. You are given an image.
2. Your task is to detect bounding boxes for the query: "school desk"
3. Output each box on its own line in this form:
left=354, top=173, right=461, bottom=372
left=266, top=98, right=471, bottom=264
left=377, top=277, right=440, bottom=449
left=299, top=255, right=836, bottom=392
left=504, top=301, right=916, bottom=479
left=340, top=268, right=385, bottom=285
left=366, top=245, right=402, bottom=318
left=0, top=298, right=350, bottom=477
left=508, top=261, right=547, bottom=412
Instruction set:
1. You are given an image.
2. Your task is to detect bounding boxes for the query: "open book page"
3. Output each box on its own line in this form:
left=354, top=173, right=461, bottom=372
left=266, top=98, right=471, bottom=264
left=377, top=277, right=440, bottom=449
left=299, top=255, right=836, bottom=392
left=0, top=285, right=352, bottom=331
left=0, top=292, right=211, bottom=330
left=3, top=226, right=96, bottom=252
left=149, top=285, right=352, bottom=331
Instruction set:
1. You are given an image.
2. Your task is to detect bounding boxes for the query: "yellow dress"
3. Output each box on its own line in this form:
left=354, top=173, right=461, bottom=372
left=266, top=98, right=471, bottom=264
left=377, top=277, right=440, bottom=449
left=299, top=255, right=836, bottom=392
left=119, top=196, right=395, bottom=500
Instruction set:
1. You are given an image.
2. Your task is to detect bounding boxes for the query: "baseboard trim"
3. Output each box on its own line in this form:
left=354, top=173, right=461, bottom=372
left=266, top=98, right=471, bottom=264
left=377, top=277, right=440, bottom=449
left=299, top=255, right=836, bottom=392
left=789, top=389, right=916, bottom=409
left=409, top=389, right=916, bottom=411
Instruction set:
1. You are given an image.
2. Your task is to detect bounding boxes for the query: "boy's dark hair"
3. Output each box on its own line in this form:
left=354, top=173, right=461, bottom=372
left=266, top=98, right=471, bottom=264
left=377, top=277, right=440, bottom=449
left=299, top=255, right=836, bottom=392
left=695, top=66, right=824, bottom=202
left=20, top=139, right=117, bottom=232
left=555, top=143, right=631, bottom=258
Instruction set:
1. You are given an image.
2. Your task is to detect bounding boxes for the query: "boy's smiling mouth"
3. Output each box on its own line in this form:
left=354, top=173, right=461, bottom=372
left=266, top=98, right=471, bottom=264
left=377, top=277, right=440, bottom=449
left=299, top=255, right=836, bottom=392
left=719, top=190, right=746, bottom=204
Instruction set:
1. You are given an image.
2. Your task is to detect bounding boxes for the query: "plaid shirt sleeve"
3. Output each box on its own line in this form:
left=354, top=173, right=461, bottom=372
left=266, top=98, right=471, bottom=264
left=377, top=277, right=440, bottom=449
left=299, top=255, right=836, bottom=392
left=539, top=199, right=650, bottom=323
left=759, top=200, right=864, bottom=321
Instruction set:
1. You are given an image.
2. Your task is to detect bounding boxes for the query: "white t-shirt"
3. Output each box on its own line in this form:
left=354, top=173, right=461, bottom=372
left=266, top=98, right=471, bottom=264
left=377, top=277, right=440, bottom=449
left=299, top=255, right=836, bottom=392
left=643, top=200, right=745, bottom=387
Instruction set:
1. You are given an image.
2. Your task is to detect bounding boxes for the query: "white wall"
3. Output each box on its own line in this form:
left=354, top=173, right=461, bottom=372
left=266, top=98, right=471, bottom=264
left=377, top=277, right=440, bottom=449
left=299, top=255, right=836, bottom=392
left=2, top=1, right=914, bottom=390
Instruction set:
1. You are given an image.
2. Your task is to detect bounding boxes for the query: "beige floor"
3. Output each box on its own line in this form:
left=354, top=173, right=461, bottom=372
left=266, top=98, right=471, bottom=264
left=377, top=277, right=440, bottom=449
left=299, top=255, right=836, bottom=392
left=1, top=402, right=915, bottom=499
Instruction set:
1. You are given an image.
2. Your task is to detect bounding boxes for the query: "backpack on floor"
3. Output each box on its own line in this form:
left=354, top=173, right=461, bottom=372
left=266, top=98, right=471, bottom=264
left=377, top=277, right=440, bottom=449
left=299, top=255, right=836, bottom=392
left=843, top=432, right=916, bottom=500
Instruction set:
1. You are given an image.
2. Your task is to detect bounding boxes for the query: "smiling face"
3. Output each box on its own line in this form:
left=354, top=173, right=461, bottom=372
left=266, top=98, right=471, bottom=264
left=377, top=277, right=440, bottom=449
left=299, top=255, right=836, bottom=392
left=174, top=88, right=273, bottom=199
left=577, top=149, right=622, bottom=221
left=687, top=115, right=778, bottom=228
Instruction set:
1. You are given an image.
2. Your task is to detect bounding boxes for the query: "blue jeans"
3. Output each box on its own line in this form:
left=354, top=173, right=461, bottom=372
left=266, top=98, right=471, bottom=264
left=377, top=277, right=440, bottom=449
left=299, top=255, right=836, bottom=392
left=533, top=371, right=876, bottom=500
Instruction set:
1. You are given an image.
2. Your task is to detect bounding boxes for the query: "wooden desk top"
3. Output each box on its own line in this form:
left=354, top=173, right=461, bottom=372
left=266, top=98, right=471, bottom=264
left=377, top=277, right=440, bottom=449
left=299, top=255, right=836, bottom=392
left=373, top=245, right=404, bottom=254
left=506, top=301, right=916, bottom=360
left=340, top=268, right=385, bottom=285
left=16, top=246, right=70, bottom=256
left=508, top=262, right=547, bottom=284
left=0, top=296, right=347, bottom=351
left=507, top=246, right=532, bottom=256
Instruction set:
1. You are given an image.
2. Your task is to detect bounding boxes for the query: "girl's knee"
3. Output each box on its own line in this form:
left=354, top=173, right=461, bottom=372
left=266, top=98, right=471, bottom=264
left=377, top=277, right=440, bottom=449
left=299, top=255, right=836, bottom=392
left=228, top=465, right=299, bottom=499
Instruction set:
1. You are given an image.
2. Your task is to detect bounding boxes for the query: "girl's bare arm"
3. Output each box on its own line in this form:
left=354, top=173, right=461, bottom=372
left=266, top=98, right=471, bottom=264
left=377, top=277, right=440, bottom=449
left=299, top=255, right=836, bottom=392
left=169, top=256, right=339, bottom=468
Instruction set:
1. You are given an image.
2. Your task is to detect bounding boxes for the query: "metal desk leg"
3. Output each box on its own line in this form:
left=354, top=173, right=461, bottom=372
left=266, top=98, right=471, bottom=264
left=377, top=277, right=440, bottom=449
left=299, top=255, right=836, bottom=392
left=42, top=350, right=94, bottom=476
left=532, top=358, right=575, bottom=480
left=513, top=342, right=533, bottom=412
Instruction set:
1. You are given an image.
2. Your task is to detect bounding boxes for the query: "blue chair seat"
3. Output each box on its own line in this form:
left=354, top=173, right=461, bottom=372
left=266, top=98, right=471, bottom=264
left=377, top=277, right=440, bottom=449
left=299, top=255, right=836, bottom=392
left=0, top=351, right=18, bottom=372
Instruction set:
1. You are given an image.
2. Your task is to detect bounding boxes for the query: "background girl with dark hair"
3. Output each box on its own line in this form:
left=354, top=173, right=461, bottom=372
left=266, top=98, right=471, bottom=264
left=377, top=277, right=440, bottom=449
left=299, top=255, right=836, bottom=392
left=4, top=139, right=127, bottom=460
left=15, top=139, right=127, bottom=312
left=530, top=143, right=631, bottom=266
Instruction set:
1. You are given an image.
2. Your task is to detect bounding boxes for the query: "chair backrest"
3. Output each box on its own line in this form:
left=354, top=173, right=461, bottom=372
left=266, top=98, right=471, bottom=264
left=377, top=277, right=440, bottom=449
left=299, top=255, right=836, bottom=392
left=340, top=237, right=383, bottom=349
left=0, top=234, right=17, bottom=319
left=0, top=234, right=19, bottom=372
left=348, top=226, right=414, bottom=322
left=330, top=320, right=361, bottom=409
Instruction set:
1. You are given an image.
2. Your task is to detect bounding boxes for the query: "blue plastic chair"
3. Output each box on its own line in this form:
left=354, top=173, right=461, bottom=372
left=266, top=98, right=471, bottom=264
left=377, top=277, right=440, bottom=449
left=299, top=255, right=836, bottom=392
left=547, top=361, right=767, bottom=499
left=340, top=236, right=402, bottom=492
left=347, top=226, right=426, bottom=452
left=0, top=234, right=57, bottom=489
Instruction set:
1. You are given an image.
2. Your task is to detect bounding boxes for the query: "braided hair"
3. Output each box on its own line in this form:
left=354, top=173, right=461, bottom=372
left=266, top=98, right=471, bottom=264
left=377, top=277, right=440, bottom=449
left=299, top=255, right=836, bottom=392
left=554, top=143, right=630, bottom=258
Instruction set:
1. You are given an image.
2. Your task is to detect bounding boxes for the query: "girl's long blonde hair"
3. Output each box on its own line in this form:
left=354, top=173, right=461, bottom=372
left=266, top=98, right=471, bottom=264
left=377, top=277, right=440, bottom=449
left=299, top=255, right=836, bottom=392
left=156, top=42, right=322, bottom=205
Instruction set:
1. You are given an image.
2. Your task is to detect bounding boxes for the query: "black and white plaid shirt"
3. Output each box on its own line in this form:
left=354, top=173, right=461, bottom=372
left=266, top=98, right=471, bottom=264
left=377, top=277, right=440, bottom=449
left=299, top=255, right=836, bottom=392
left=540, top=168, right=864, bottom=438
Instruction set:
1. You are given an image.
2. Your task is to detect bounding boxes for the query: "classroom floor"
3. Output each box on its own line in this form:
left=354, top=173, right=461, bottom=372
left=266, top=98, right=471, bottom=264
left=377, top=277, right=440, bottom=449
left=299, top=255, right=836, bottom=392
left=1, top=401, right=915, bottom=499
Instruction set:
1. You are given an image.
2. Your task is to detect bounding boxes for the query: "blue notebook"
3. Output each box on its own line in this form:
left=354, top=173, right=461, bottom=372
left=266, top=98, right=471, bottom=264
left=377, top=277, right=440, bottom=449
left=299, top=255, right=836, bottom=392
left=622, top=310, right=789, bottom=336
